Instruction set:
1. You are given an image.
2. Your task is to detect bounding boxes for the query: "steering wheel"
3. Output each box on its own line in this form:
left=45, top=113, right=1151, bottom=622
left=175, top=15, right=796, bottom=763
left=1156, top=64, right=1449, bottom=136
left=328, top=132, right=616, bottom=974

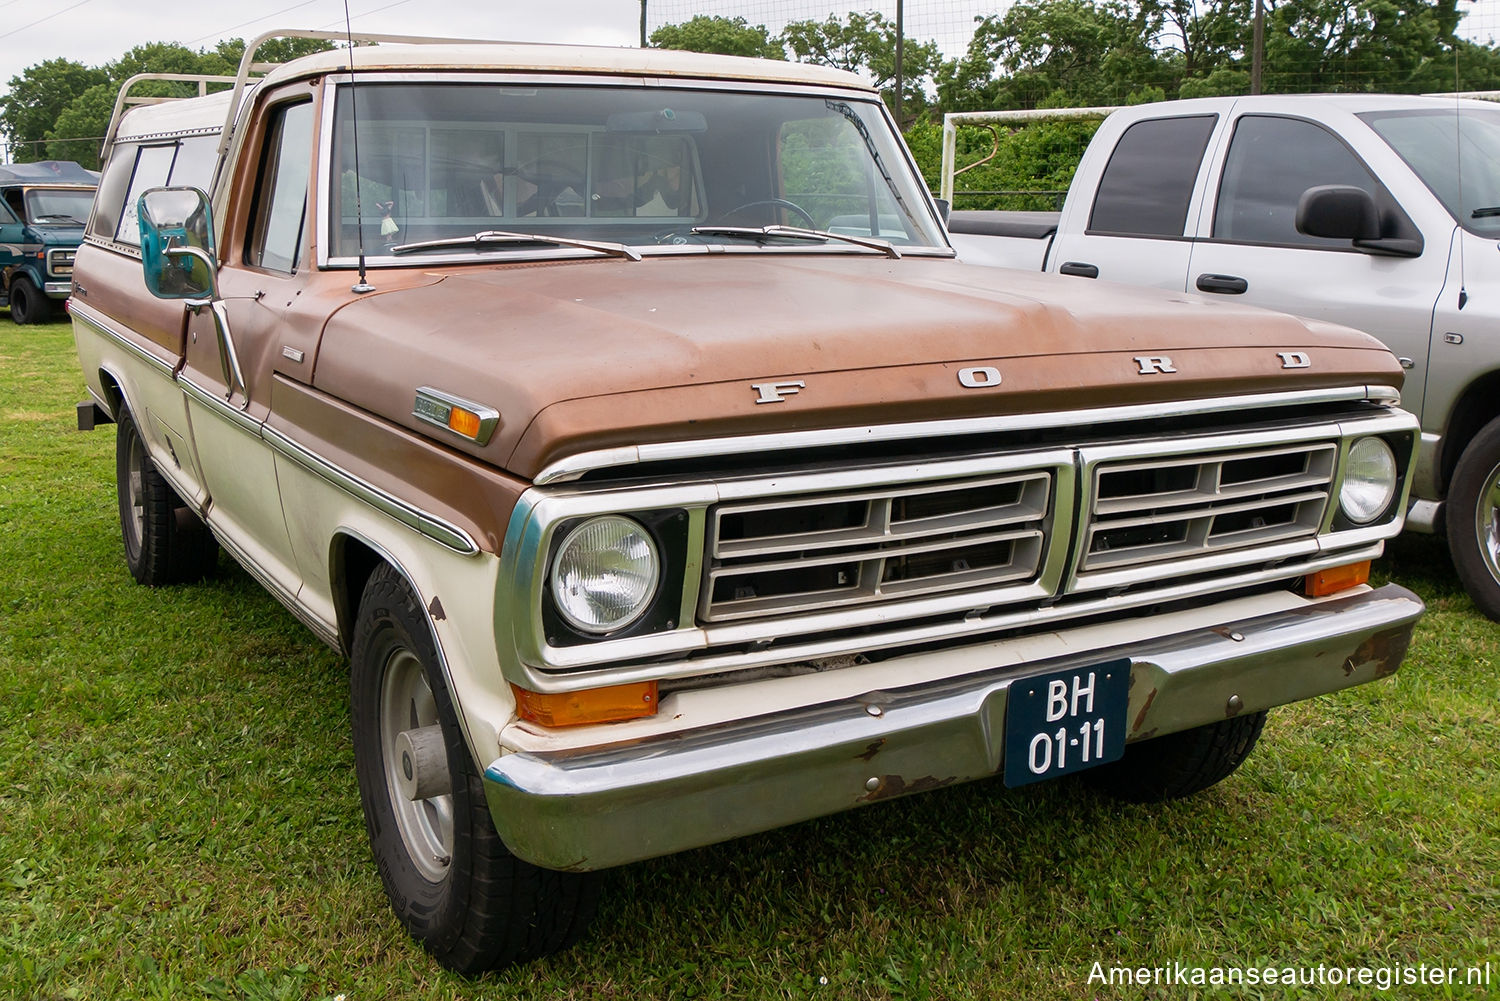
left=719, top=198, right=817, bottom=228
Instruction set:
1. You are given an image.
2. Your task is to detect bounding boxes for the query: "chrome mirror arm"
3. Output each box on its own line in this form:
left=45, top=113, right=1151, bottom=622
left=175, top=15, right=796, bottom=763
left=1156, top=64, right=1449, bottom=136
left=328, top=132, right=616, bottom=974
left=167, top=245, right=246, bottom=409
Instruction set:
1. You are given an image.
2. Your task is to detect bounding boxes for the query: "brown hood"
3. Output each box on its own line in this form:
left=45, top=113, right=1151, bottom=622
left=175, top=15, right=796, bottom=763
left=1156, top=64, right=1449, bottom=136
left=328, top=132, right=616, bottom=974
left=312, top=255, right=1403, bottom=479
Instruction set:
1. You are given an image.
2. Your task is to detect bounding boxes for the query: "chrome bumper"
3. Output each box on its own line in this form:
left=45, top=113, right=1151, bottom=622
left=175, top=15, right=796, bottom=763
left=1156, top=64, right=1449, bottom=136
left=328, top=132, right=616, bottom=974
left=483, top=583, right=1422, bottom=871
left=44, top=281, right=71, bottom=297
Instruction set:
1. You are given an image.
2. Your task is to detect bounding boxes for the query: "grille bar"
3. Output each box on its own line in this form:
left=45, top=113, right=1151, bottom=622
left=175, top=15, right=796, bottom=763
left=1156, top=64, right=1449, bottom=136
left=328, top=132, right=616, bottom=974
left=702, top=470, right=1054, bottom=622
left=1079, top=441, right=1337, bottom=575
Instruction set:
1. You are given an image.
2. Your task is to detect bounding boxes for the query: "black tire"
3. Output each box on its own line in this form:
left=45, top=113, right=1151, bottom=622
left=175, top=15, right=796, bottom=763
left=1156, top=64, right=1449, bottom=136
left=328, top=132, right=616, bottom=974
left=9, top=277, right=53, bottom=325
left=1084, top=711, right=1268, bottom=803
left=350, top=564, right=598, bottom=973
left=1444, top=415, right=1500, bottom=621
left=115, top=406, right=218, bottom=586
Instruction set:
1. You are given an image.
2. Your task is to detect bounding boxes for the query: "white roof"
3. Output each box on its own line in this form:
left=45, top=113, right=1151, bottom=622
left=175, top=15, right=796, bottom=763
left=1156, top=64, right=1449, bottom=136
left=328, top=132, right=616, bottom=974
left=115, top=88, right=240, bottom=139
left=258, top=40, right=871, bottom=91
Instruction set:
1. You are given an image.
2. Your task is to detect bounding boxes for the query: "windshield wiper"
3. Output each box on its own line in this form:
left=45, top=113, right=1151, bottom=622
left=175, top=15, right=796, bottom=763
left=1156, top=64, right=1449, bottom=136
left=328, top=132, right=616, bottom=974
left=1472, top=206, right=1500, bottom=218
left=389, top=229, right=641, bottom=261
left=690, top=224, right=902, bottom=259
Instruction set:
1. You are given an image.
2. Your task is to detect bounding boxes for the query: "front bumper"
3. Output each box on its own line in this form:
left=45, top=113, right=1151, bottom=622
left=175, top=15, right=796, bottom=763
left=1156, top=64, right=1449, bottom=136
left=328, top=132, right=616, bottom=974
left=44, top=281, right=71, bottom=297
left=483, top=583, right=1422, bottom=871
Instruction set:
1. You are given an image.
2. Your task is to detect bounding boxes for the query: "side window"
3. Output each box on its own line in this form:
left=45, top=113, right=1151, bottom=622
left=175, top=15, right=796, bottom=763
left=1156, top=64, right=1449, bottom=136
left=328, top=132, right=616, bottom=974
left=1213, top=116, right=1378, bottom=247
left=0, top=197, right=16, bottom=225
left=247, top=102, right=314, bottom=273
left=1088, top=115, right=1217, bottom=238
left=168, top=134, right=219, bottom=191
left=113, top=144, right=178, bottom=246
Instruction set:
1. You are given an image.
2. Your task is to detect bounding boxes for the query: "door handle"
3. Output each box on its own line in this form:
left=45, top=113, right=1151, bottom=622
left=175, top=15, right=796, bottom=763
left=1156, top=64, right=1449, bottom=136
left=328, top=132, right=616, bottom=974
left=1058, top=261, right=1099, bottom=279
left=1195, top=273, right=1248, bottom=294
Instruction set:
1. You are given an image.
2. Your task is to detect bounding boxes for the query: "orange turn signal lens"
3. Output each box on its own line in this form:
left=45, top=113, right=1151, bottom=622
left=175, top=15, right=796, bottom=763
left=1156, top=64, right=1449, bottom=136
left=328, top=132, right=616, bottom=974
left=1305, top=560, right=1371, bottom=597
left=447, top=407, right=482, bottom=439
left=511, top=681, right=658, bottom=727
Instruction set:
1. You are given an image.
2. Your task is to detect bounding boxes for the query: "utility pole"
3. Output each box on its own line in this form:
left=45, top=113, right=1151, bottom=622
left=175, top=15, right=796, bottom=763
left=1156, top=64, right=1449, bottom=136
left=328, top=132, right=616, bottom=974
left=640, top=0, right=648, bottom=48
left=894, top=0, right=905, bottom=130
left=1251, top=0, right=1264, bottom=94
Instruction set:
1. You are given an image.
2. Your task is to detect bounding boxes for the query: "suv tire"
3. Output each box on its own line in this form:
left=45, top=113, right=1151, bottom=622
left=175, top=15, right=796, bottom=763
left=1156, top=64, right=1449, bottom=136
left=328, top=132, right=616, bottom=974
left=1445, top=415, right=1500, bottom=621
left=350, top=564, right=598, bottom=973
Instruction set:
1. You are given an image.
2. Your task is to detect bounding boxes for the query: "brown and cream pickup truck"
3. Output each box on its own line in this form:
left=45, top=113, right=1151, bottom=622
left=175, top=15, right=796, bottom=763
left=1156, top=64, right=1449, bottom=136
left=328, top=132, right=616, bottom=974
left=72, top=32, right=1423, bottom=972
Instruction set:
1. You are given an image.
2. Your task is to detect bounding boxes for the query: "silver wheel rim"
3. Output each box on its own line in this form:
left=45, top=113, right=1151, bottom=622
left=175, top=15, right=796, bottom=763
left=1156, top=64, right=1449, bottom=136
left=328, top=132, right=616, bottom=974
left=1477, top=460, right=1500, bottom=585
left=380, top=648, right=454, bottom=881
left=126, top=433, right=146, bottom=551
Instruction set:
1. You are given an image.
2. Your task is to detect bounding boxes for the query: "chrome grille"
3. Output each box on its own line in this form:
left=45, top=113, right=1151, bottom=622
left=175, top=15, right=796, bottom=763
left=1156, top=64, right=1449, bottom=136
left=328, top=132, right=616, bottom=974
left=702, top=471, right=1053, bottom=621
left=1078, top=441, right=1337, bottom=576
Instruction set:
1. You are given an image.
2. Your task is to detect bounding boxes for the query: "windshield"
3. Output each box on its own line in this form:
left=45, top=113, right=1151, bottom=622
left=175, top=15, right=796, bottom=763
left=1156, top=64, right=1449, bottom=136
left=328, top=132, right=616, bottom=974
left=25, top=187, right=94, bottom=225
left=328, top=81, right=946, bottom=261
left=1360, top=107, right=1500, bottom=238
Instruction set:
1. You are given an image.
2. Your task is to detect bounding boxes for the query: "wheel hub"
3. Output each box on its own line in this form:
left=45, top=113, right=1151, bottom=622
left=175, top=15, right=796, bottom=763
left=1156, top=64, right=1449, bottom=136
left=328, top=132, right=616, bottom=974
left=379, top=650, right=454, bottom=880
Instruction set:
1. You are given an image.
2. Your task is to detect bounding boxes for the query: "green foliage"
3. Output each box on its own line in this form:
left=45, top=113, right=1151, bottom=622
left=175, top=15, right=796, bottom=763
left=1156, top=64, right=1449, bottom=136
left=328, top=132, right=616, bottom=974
left=650, top=15, right=785, bottom=59
left=1, top=37, right=333, bottom=170
left=781, top=12, right=942, bottom=123
left=0, top=59, right=107, bottom=163
left=906, top=117, right=1102, bottom=210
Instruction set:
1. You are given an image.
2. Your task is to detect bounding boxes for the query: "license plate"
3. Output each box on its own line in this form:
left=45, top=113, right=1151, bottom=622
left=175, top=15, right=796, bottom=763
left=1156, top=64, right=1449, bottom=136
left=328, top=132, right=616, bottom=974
left=1003, top=659, right=1130, bottom=787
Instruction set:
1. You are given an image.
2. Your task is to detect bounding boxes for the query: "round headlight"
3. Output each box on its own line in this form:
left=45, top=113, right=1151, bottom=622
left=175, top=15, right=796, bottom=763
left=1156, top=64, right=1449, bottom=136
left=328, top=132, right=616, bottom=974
left=1340, top=437, right=1398, bottom=524
left=550, top=516, right=661, bottom=634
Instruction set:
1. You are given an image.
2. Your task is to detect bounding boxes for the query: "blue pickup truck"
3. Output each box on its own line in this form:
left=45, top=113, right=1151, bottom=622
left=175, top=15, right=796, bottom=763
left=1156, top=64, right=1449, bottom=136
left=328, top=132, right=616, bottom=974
left=0, top=160, right=96, bottom=324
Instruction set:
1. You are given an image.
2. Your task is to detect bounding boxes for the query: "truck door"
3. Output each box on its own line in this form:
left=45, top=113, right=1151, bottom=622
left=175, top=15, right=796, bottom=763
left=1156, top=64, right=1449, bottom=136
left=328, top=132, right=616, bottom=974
left=0, top=196, right=23, bottom=297
left=1185, top=113, right=1446, bottom=420
left=179, top=98, right=316, bottom=610
left=1047, top=113, right=1221, bottom=290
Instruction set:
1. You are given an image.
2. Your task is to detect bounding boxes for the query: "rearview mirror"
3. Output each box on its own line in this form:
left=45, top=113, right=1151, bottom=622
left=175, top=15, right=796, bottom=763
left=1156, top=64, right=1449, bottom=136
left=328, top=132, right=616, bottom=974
left=139, top=186, right=218, bottom=300
left=605, top=108, right=707, bottom=133
left=1296, top=185, right=1380, bottom=242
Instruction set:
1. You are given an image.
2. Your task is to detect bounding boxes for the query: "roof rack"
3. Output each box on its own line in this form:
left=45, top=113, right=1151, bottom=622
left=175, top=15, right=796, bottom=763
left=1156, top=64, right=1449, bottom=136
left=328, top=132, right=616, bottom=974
left=103, top=73, right=240, bottom=149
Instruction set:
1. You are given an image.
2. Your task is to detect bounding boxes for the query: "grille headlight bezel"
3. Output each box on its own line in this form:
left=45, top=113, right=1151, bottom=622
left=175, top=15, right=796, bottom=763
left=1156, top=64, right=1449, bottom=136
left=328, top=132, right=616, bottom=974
left=1339, top=436, right=1399, bottom=524
left=549, top=515, right=662, bottom=635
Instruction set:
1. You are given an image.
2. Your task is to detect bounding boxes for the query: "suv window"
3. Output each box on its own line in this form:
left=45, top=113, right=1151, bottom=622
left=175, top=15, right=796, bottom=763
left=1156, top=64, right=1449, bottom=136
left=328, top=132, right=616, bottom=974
left=1088, top=115, right=1216, bottom=237
left=247, top=102, right=314, bottom=273
left=1214, top=115, right=1378, bottom=247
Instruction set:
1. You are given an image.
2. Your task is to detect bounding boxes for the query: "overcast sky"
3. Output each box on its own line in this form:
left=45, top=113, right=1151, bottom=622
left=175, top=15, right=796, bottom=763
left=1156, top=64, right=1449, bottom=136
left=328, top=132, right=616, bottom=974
left=0, top=0, right=643, bottom=98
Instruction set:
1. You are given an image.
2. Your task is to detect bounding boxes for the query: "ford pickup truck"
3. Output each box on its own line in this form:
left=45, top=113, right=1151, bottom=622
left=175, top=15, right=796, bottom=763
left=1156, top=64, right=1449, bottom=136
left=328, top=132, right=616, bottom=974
left=72, top=35, right=1423, bottom=971
left=945, top=94, right=1500, bottom=620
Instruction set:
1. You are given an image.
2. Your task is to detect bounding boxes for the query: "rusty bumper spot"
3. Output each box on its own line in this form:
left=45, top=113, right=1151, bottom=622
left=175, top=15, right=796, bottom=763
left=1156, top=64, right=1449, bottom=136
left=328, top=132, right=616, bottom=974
left=855, top=738, right=886, bottom=762
left=1344, top=626, right=1411, bottom=678
left=1132, top=687, right=1158, bottom=734
left=860, top=774, right=956, bottom=802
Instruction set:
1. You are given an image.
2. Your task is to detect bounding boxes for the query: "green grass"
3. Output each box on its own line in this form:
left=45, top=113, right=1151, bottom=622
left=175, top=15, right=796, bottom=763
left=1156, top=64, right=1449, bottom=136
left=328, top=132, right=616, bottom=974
left=2, top=319, right=1497, bottom=1000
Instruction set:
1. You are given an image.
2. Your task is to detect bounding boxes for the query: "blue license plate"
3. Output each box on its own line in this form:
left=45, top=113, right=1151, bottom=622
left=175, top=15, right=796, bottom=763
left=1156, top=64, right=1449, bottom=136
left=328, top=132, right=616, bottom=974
left=1003, top=659, right=1130, bottom=787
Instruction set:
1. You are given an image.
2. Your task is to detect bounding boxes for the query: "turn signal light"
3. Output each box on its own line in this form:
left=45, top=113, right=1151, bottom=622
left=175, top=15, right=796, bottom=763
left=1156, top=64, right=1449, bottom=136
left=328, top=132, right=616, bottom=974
left=511, top=681, right=658, bottom=727
left=1305, top=560, right=1371, bottom=597
left=447, top=406, right=482, bottom=439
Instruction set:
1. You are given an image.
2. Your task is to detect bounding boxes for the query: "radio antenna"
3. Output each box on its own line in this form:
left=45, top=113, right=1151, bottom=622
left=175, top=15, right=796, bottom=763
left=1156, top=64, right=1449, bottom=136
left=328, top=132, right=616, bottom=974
left=345, top=0, right=375, bottom=294
left=1455, top=43, right=1467, bottom=310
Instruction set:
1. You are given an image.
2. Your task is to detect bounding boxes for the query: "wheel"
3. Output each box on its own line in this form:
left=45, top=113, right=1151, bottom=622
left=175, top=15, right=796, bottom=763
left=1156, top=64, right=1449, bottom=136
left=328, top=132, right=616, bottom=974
left=1084, top=711, right=1267, bottom=803
left=719, top=198, right=817, bottom=228
left=9, top=277, right=53, bottom=324
left=115, top=406, right=218, bottom=585
left=1445, top=415, right=1500, bottom=621
left=350, top=564, right=598, bottom=973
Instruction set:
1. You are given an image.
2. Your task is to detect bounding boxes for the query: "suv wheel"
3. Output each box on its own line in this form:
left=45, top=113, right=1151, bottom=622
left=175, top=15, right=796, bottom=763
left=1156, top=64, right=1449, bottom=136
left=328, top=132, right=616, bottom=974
left=1084, top=711, right=1268, bottom=803
left=350, top=564, right=598, bottom=973
left=10, top=277, right=53, bottom=325
left=115, top=405, right=218, bottom=585
left=1446, top=415, right=1500, bottom=621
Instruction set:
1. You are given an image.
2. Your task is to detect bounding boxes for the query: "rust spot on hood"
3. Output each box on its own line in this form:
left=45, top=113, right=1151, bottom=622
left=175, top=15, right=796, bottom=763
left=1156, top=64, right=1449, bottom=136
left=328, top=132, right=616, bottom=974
left=1132, top=687, right=1159, bottom=734
left=859, top=774, right=956, bottom=802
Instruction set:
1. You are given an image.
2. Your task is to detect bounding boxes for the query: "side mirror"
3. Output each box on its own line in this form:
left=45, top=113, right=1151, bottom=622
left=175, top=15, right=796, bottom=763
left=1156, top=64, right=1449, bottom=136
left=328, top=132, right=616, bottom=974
left=934, top=198, right=951, bottom=225
left=139, top=186, right=218, bottom=300
left=1296, top=185, right=1381, bottom=242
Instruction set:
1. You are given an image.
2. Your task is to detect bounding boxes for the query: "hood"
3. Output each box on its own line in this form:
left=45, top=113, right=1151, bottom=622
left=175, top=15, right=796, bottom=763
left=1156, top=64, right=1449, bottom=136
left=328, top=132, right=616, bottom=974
left=312, top=255, right=1403, bottom=479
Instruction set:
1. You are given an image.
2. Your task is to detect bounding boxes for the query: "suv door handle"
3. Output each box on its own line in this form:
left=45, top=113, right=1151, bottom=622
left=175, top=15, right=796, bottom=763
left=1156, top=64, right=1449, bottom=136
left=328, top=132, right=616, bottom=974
left=1195, top=273, right=1248, bottom=294
left=1058, top=261, right=1099, bottom=278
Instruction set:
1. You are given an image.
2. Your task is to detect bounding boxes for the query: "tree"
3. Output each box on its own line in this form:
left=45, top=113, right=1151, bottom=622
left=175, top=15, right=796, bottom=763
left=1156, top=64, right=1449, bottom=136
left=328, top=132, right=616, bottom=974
left=1, top=59, right=108, bottom=162
left=650, top=16, right=784, bottom=59
left=781, top=12, right=942, bottom=121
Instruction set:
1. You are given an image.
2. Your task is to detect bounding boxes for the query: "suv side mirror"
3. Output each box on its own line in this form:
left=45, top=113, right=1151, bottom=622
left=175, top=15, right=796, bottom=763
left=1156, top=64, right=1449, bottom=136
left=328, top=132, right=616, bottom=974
left=1296, top=185, right=1381, bottom=242
left=139, top=186, right=218, bottom=300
